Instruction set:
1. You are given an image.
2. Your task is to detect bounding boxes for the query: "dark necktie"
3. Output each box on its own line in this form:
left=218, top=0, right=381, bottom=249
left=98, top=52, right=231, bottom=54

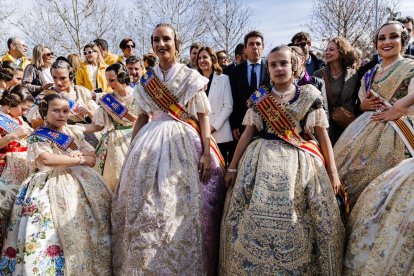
left=250, top=63, right=258, bottom=90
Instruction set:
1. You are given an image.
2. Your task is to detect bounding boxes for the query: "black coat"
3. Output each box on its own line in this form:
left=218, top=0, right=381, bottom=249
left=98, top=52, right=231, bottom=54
left=229, top=60, right=270, bottom=131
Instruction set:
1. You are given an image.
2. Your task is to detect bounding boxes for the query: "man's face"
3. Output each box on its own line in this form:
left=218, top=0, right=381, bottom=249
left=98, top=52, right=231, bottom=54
left=403, top=22, right=413, bottom=41
left=11, top=38, right=28, bottom=57
left=293, top=39, right=310, bottom=58
left=122, top=41, right=135, bottom=58
left=190, top=47, right=200, bottom=67
left=245, top=36, right=264, bottom=63
left=235, top=51, right=246, bottom=65
left=217, top=52, right=229, bottom=67
left=127, top=61, right=143, bottom=82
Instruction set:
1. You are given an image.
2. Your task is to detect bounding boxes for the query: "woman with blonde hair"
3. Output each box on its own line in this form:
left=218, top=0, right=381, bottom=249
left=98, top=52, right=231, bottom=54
left=313, top=36, right=358, bottom=144
left=22, top=44, right=54, bottom=97
left=75, top=42, right=108, bottom=92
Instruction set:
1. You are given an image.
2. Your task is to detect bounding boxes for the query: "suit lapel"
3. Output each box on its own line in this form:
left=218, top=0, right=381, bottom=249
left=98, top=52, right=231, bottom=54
left=259, top=60, right=267, bottom=85
left=208, top=73, right=218, bottom=100
left=241, top=61, right=249, bottom=88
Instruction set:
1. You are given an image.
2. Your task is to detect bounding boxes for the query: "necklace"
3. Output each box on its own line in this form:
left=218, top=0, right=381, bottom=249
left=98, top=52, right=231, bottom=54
left=330, top=67, right=343, bottom=79
left=272, top=85, right=295, bottom=98
left=377, top=57, right=402, bottom=74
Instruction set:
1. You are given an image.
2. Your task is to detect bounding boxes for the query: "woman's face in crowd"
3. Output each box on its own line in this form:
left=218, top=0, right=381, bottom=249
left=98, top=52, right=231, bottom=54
left=42, top=48, right=54, bottom=65
left=8, top=71, right=23, bottom=87
left=197, top=50, right=213, bottom=72
left=152, top=26, right=176, bottom=62
left=9, top=100, right=33, bottom=118
left=84, top=47, right=98, bottom=64
left=324, top=41, right=340, bottom=63
left=377, top=24, right=403, bottom=60
left=52, top=68, right=72, bottom=92
left=46, top=98, right=70, bottom=129
left=268, top=49, right=293, bottom=86
left=106, top=70, right=125, bottom=93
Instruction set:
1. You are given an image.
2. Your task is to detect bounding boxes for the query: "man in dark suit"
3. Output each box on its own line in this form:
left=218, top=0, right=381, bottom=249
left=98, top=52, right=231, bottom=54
left=223, top=43, right=245, bottom=76
left=229, top=31, right=270, bottom=141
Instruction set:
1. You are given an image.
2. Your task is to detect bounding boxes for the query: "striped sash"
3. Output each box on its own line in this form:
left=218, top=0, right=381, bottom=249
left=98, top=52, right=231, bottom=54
left=99, top=93, right=136, bottom=124
left=140, top=69, right=225, bottom=170
left=250, top=86, right=325, bottom=164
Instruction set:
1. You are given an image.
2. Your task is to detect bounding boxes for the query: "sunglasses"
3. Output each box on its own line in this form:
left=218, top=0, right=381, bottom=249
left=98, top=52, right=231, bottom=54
left=125, top=44, right=135, bottom=49
left=44, top=52, right=54, bottom=57
left=294, top=42, right=308, bottom=48
left=218, top=56, right=228, bottom=60
left=84, top=50, right=97, bottom=55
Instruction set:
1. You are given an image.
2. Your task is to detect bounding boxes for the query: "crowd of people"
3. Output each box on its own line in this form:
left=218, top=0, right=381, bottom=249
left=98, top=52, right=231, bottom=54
left=0, top=14, right=412, bottom=275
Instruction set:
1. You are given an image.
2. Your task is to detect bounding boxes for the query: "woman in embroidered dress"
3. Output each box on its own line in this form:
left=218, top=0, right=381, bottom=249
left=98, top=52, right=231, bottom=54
left=219, top=45, right=344, bottom=275
left=111, top=23, right=225, bottom=275
left=0, top=93, right=112, bottom=275
left=0, top=86, right=33, bottom=249
left=80, top=63, right=136, bottom=192
left=344, top=93, right=414, bottom=275
left=333, top=21, right=414, bottom=209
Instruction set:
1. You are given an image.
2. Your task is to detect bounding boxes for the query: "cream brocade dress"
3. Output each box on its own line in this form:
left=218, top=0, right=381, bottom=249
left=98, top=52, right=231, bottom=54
left=93, top=88, right=136, bottom=192
left=333, top=58, right=414, bottom=209
left=344, top=157, right=414, bottom=275
left=112, top=64, right=225, bottom=275
left=0, top=125, right=112, bottom=275
left=219, top=86, right=344, bottom=275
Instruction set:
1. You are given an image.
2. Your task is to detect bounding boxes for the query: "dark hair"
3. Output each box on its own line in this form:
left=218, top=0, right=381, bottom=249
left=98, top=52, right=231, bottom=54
left=326, top=37, right=357, bottom=68
left=0, top=61, right=21, bottom=82
left=38, top=93, right=68, bottom=119
left=190, top=42, right=204, bottom=53
left=151, top=23, right=182, bottom=58
left=375, top=21, right=410, bottom=49
left=143, top=53, right=157, bottom=67
left=397, top=16, right=414, bottom=26
left=268, top=45, right=298, bottom=73
left=244, top=31, right=264, bottom=47
left=125, top=55, right=142, bottom=66
left=119, top=37, right=135, bottom=50
left=93, top=38, right=109, bottom=51
left=291, top=32, right=311, bottom=44
left=234, top=43, right=245, bottom=57
left=7, top=37, right=16, bottom=50
left=106, top=63, right=130, bottom=85
left=216, top=50, right=228, bottom=57
left=51, top=58, right=76, bottom=82
left=196, top=47, right=222, bottom=75
left=0, top=85, right=34, bottom=107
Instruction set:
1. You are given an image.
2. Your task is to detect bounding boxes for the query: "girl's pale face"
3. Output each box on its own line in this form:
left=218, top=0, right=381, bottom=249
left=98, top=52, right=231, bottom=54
left=152, top=26, right=176, bottom=62
left=84, top=47, right=98, bottom=63
left=268, top=49, right=293, bottom=86
left=197, top=50, right=213, bottom=72
left=8, top=100, right=33, bottom=118
left=324, top=41, right=340, bottom=63
left=46, top=99, right=70, bottom=128
left=106, top=71, right=125, bottom=93
left=8, top=71, right=23, bottom=87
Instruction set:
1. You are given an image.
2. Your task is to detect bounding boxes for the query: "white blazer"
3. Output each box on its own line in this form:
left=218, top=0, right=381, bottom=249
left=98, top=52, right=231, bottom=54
left=208, top=73, right=233, bottom=143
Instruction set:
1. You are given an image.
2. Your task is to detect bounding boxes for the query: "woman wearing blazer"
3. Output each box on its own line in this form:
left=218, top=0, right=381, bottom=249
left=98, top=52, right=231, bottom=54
left=197, top=47, right=233, bottom=164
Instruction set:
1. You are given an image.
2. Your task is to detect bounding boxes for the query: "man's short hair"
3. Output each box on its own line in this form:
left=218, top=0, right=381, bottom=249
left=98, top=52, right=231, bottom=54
left=234, top=43, right=244, bottom=57
left=7, top=37, right=17, bottom=50
left=291, top=32, right=311, bottom=44
left=216, top=50, right=228, bottom=56
left=119, top=37, right=135, bottom=49
left=397, top=16, right=414, bottom=25
left=189, top=42, right=204, bottom=53
left=93, top=38, right=109, bottom=51
left=125, top=55, right=142, bottom=65
left=244, top=31, right=264, bottom=46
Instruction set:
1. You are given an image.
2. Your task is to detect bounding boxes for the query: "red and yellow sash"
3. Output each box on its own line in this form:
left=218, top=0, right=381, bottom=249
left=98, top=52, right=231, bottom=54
left=140, top=69, right=226, bottom=170
left=250, top=86, right=325, bottom=164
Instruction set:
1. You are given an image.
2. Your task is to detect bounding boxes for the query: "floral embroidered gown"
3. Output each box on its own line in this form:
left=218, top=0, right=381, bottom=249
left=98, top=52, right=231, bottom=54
left=0, top=113, right=32, bottom=249
left=93, top=87, right=136, bottom=192
left=344, top=157, right=414, bottom=275
left=219, top=85, right=344, bottom=275
left=112, top=64, right=225, bottom=275
left=334, top=58, right=414, bottom=209
left=0, top=125, right=112, bottom=275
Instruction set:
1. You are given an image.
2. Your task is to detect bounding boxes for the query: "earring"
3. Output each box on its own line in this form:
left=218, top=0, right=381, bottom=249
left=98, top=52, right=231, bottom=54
left=270, top=80, right=274, bottom=87
left=6, top=109, right=10, bottom=114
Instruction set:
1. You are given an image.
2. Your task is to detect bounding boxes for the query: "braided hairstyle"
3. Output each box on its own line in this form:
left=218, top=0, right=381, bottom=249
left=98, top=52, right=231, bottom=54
left=0, top=61, right=22, bottom=82
left=106, top=63, right=130, bottom=85
left=0, top=85, right=34, bottom=107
